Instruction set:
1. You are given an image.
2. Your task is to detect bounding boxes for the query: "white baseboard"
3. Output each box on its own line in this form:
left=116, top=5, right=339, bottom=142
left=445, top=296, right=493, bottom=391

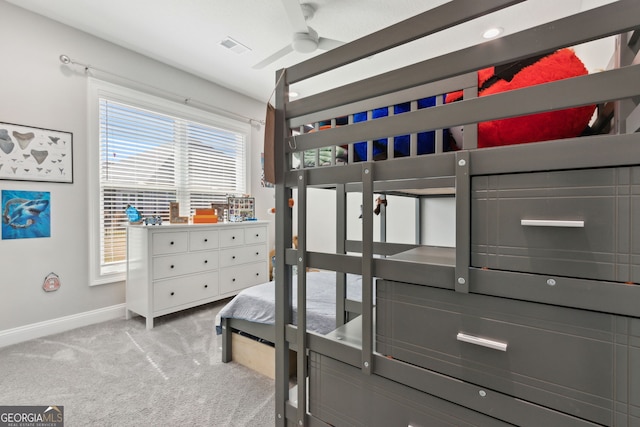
left=0, top=304, right=126, bottom=348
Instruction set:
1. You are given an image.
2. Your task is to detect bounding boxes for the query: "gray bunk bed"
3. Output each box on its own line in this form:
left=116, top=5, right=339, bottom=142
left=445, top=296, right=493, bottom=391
left=271, top=0, right=640, bottom=426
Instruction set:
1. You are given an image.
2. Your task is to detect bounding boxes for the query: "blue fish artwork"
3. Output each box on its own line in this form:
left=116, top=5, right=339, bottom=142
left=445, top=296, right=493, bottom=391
left=1, top=190, right=51, bottom=239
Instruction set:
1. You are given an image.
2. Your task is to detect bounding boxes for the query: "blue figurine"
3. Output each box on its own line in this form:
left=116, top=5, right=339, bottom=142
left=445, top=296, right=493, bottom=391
left=125, top=204, right=143, bottom=224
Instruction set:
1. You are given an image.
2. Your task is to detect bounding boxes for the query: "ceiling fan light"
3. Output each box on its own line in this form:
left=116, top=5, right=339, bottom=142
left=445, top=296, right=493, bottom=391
left=292, top=33, right=318, bottom=53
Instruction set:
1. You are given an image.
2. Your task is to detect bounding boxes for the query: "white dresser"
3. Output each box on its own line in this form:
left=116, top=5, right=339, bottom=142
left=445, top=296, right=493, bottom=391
left=126, top=221, right=269, bottom=329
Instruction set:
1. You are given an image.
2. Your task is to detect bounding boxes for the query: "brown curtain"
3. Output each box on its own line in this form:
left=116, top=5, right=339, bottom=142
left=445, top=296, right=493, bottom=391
left=263, top=103, right=276, bottom=185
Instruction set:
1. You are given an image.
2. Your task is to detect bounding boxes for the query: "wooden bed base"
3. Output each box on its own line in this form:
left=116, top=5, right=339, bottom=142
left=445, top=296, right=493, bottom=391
left=221, top=317, right=295, bottom=379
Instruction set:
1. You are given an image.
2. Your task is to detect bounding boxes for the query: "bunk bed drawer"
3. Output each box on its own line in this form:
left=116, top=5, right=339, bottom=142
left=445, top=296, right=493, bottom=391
left=471, top=166, right=640, bottom=283
left=308, top=352, right=514, bottom=427
left=376, top=279, right=640, bottom=426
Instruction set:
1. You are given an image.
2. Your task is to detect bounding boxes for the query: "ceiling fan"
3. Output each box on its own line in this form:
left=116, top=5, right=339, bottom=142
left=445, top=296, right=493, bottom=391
left=252, top=1, right=344, bottom=69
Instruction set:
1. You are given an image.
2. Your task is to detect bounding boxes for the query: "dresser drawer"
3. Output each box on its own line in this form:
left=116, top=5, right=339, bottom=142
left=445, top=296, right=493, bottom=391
left=219, top=244, right=268, bottom=267
left=219, top=228, right=245, bottom=247
left=471, top=167, right=640, bottom=283
left=152, top=250, right=218, bottom=279
left=152, top=231, right=188, bottom=255
left=189, top=229, right=219, bottom=251
left=376, top=279, right=639, bottom=426
left=244, top=226, right=267, bottom=245
left=153, top=272, right=219, bottom=311
left=219, top=262, right=268, bottom=294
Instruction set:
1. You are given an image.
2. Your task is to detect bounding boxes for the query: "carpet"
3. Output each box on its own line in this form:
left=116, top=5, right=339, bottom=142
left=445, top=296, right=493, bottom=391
left=0, top=300, right=275, bottom=426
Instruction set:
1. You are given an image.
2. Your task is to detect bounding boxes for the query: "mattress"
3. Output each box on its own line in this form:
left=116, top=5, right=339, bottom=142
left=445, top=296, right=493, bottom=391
left=216, top=270, right=362, bottom=335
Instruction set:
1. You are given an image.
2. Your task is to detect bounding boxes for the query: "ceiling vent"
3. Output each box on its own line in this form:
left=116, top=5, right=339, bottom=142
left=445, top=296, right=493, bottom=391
left=220, top=37, right=251, bottom=54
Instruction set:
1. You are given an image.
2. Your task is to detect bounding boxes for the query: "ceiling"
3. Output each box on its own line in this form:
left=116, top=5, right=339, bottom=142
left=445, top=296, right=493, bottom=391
left=6, top=0, right=618, bottom=102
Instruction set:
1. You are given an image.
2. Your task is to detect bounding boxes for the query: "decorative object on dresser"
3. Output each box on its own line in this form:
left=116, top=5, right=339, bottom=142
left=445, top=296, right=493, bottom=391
left=126, top=221, right=268, bottom=329
left=226, top=196, right=255, bottom=222
left=169, top=201, right=188, bottom=224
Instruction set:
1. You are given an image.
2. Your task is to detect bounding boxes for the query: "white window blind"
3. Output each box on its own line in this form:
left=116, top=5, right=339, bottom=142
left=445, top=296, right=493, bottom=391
left=98, top=98, right=247, bottom=275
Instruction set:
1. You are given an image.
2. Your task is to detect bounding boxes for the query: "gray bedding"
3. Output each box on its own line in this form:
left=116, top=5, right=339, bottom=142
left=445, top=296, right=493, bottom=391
left=216, top=270, right=362, bottom=335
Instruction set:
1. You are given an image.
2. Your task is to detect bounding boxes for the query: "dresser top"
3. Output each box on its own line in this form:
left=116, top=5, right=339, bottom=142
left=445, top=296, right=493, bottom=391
left=128, top=220, right=270, bottom=230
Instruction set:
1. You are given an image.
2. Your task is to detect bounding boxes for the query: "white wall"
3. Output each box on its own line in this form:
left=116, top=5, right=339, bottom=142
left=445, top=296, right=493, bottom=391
left=0, top=1, right=273, bottom=340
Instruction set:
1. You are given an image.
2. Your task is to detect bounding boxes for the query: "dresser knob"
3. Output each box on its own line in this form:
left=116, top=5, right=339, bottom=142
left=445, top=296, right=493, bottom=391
left=170, top=241, right=174, bottom=245
left=204, top=284, right=208, bottom=288
left=232, top=236, right=235, bottom=240
left=232, top=278, right=236, bottom=282
left=232, top=256, right=236, bottom=259
left=204, top=238, right=208, bottom=242
left=255, top=273, right=259, bottom=276
left=170, top=265, right=175, bottom=269
left=170, top=291, right=175, bottom=296
left=255, top=233, right=259, bottom=237
left=204, top=260, right=208, bottom=264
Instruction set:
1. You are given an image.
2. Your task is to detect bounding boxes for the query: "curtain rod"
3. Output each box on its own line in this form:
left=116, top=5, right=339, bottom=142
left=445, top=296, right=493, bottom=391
left=59, top=54, right=265, bottom=126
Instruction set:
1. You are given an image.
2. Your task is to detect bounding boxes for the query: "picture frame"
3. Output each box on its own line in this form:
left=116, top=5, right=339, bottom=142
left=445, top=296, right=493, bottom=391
left=0, top=122, right=73, bottom=183
left=169, top=201, right=188, bottom=224
left=2, top=189, right=51, bottom=240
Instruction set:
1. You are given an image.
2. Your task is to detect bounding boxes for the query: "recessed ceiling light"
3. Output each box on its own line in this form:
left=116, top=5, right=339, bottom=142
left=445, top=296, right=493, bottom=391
left=482, top=27, right=503, bottom=39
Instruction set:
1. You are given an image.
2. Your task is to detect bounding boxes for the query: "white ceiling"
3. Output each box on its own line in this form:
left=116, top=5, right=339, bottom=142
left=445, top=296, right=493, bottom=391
left=7, top=0, right=618, bottom=102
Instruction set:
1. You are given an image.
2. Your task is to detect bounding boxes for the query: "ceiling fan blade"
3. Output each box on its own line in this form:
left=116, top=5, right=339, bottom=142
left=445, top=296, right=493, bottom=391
left=252, top=44, right=295, bottom=69
left=280, top=0, right=309, bottom=33
left=318, top=37, right=344, bottom=51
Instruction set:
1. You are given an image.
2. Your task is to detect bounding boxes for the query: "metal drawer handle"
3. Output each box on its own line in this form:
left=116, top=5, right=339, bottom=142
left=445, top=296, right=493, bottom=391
left=521, top=219, right=584, bottom=228
left=456, top=333, right=507, bottom=352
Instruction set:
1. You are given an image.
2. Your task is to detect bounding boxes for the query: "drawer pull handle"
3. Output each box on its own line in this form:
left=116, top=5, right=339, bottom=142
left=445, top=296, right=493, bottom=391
left=256, top=252, right=259, bottom=255
left=170, top=241, right=174, bottom=245
left=204, top=260, right=208, bottom=264
left=232, top=236, right=236, bottom=240
left=204, top=284, right=208, bottom=288
left=232, top=278, right=236, bottom=282
left=204, top=238, right=208, bottom=242
left=456, top=333, right=507, bottom=352
left=170, top=292, right=175, bottom=296
left=521, top=219, right=584, bottom=228
left=255, top=273, right=259, bottom=276
left=170, top=265, right=175, bottom=269
left=232, top=256, right=236, bottom=259
left=255, top=233, right=259, bottom=237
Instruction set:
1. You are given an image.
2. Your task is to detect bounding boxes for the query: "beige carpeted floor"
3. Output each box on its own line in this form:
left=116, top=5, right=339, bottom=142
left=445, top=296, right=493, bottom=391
left=0, top=300, right=275, bottom=426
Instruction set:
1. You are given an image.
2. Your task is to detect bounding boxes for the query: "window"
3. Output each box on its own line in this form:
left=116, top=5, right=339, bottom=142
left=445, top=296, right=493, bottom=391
left=88, top=79, right=249, bottom=285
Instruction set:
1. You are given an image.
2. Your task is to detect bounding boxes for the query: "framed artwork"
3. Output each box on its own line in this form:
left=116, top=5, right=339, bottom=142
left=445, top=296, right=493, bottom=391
left=2, top=189, right=51, bottom=240
left=169, top=201, right=188, bottom=224
left=0, top=122, right=73, bottom=183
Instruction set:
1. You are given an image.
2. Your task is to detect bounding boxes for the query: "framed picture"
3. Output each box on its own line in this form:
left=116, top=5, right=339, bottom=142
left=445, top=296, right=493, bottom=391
left=169, top=201, right=188, bottom=224
left=0, top=122, right=73, bottom=183
left=2, top=189, right=51, bottom=240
